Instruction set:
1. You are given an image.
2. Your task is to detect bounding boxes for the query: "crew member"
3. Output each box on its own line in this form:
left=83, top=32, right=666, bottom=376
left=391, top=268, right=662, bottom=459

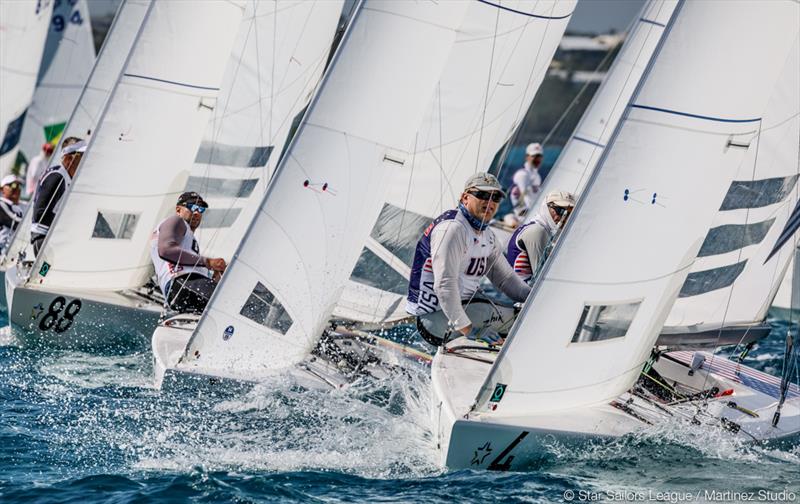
left=406, top=173, right=531, bottom=346
left=150, top=191, right=227, bottom=314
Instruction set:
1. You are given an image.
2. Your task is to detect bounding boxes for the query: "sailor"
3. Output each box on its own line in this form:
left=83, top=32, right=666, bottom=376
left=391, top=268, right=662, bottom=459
left=30, top=137, right=86, bottom=255
left=25, top=142, right=54, bottom=197
left=406, top=173, right=531, bottom=346
left=506, top=190, right=575, bottom=283
left=0, top=175, right=24, bottom=253
left=150, top=191, right=227, bottom=314
left=509, top=142, right=544, bottom=217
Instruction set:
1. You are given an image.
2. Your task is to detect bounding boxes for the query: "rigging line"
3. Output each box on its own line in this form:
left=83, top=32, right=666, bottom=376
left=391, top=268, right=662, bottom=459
left=474, top=2, right=501, bottom=174
left=697, top=119, right=764, bottom=414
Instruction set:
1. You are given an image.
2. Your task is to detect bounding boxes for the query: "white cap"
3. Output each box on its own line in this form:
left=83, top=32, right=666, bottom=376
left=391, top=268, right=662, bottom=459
left=61, top=140, right=87, bottom=155
left=1, top=175, right=22, bottom=187
left=546, top=190, right=575, bottom=208
left=463, top=172, right=506, bottom=196
left=526, top=142, right=543, bottom=157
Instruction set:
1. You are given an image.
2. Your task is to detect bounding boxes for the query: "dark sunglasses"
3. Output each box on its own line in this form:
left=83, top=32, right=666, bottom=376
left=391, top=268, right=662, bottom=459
left=548, top=204, right=570, bottom=218
left=469, top=190, right=504, bottom=203
left=5, top=182, right=21, bottom=190
left=184, top=203, right=207, bottom=214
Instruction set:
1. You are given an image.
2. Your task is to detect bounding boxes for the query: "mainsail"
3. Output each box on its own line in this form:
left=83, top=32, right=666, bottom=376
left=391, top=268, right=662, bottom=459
left=472, top=0, right=800, bottom=416
left=1, top=0, right=152, bottom=269
left=18, top=0, right=96, bottom=163
left=26, top=0, right=246, bottom=292
left=190, top=0, right=344, bottom=261
left=0, top=0, right=52, bottom=173
left=334, top=0, right=576, bottom=325
left=177, top=0, right=472, bottom=380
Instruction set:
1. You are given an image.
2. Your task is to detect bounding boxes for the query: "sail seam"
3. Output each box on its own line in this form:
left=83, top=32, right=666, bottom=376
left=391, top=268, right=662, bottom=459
left=475, top=0, right=573, bottom=20
left=639, top=17, right=666, bottom=27
left=122, top=73, right=221, bottom=91
left=630, top=104, right=762, bottom=123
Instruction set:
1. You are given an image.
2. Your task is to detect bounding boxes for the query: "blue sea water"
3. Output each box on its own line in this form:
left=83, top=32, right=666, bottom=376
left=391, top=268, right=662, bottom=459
left=1, top=311, right=798, bottom=503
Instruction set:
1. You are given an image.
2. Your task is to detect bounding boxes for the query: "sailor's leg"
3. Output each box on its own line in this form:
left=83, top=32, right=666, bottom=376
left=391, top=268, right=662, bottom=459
left=416, top=298, right=517, bottom=346
left=167, top=274, right=216, bottom=314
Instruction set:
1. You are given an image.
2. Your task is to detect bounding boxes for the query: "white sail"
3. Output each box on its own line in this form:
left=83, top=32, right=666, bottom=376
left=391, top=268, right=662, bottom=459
left=28, top=0, right=246, bottom=292
left=471, top=0, right=800, bottom=416
left=529, top=0, right=677, bottom=213
left=0, top=0, right=52, bottom=174
left=335, top=0, right=576, bottom=324
left=664, top=35, right=800, bottom=331
left=178, top=0, right=472, bottom=380
left=190, top=0, right=343, bottom=261
left=18, top=0, right=96, bottom=163
left=1, top=0, right=151, bottom=269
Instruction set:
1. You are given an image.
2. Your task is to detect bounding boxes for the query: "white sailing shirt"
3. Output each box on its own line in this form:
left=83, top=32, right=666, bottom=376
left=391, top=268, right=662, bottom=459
left=150, top=217, right=211, bottom=296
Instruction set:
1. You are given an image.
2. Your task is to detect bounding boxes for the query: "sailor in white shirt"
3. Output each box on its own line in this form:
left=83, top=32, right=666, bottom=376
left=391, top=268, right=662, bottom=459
left=25, top=142, right=54, bottom=198
left=510, top=142, right=544, bottom=217
left=0, top=175, right=24, bottom=253
left=406, top=173, right=530, bottom=346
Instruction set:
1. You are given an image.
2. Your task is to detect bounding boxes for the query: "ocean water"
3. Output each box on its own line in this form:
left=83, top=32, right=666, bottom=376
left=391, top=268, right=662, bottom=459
left=1, top=312, right=798, bottom=503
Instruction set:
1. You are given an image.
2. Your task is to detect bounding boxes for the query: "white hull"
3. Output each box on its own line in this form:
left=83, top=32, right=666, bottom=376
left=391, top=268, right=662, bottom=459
left=432, top=341, right=800, bottom=470
left=5, top=265, right=162, bottom=351
left=153, top=316, right=430, bottom=391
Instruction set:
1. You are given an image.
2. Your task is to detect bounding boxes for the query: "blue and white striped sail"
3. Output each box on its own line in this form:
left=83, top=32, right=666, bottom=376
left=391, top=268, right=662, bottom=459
left=665, top=34, right=800, bottom=331
left=190, top=0, right=343, bottom=262
left=334, top=0, right=576, bottom=325
left=18, top=0, right=96, bottom=164
left=0, top=0, right=52, bottom=174
left=1, top=0, right=151, bottom=269
left=27, top=0, right=246, bottom=292
left=177, top=0, right=472, bottom=379
left=472, top=0, right=800, bottom=416
left=529, top=0, right=677, bottom=215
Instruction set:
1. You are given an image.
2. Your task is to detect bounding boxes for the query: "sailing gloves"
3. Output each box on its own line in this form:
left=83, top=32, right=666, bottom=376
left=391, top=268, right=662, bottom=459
left=466, top=326, right=503, bottom=346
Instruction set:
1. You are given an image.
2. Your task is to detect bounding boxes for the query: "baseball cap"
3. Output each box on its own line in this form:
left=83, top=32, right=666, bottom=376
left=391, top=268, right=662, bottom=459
left=546, top=190, right=576, bottom=208
left=463, top=172, right=506, bottom=196
left=61, top=140, right=87, bottom=155
left=177, top=191, right=208, bottom=208
left=1, top=175, right=22, bottom=187
left=526, top=143, right=543, bottom=157
left=42, top=143, right=54, bottom=154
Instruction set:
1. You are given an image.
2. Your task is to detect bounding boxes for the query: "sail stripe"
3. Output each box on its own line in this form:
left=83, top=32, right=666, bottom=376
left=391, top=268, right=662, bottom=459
left=122, top=73, right=221, bottom=91
left=475, top=0, right=573, bottom=20
left=572, top=135, right=605, bottom=149
left=697, top=218, right=775, bottom=257
left=630, top=104, right=762, bottom=123
left=679, top=260, right=747, bottom=297
left=765, top=199, right=800, bottom=263
left=639, top=17, right=666, bottom=27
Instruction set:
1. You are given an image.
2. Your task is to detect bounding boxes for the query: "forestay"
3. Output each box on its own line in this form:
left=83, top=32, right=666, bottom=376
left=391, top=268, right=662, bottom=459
left=28, top=0, right=246, bottom=292
left=179, top=0, right=471, bottom=379
left=1, top=0, right=151, bottom=269
left=529, top=0, right=677, bottom=214
left=665, top=34, right=800, bottom=330
left=0, top=0, right=52, bottom=174
left=18, top=0, right=96, bottom=163
left=191, top=0, right=343, bottom=261
left=335, top=0, right=576, bottom=324
left=472, top=0, right=800, bottom=416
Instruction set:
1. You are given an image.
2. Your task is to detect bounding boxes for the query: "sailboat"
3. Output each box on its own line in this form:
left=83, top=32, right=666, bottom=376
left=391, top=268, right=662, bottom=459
left=0, top=0, right=52, bottom=174
left=531, top=0, right=792, bottom=348
left=4, top=0, right=247, bottom=349
left=17, top=0, right=96, bottom=165
left=432, top=0, right=800, bottom=470
left=333, top=0, right=577, bottom=327
left=152, top=0, right=473, bottom=390
left=0, top=0, right=151, bottom=311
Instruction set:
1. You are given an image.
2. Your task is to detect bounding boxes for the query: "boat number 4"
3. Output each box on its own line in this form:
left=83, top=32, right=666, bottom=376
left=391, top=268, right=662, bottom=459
left=38, top=296, right=82, bottom=333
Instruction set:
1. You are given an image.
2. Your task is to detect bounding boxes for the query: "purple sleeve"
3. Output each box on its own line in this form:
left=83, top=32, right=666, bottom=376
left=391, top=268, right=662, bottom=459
left=157, top=215, right=206, bottom=267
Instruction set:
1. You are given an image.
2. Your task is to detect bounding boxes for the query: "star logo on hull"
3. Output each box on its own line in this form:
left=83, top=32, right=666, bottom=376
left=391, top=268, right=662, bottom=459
left=471, top=441, right=492, bottom=465
left=30, top=302, right=44, bottom=320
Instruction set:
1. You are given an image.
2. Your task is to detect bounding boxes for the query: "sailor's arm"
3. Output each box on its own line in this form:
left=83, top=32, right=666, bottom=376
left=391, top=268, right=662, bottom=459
left=0, top=201, right=19, bottom=228
left=430, top=222, right=472, bottom=332
left=518, top=225, right=550, bottom=280
left=157, top=215, right=207, bottom=267
left=486, top=238, right=531, bottom=301
left=32, top=175, right=64, bottom=226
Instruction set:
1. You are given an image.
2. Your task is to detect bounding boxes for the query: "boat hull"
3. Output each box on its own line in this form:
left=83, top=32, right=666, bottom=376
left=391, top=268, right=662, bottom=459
left=6, top=265, right=162, bottom=351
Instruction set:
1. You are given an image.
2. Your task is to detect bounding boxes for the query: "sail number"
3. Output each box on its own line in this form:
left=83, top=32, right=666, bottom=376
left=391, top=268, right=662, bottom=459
left=38, top=296, right=82, bottom=333
left=52, top=0, right=83, bottom=32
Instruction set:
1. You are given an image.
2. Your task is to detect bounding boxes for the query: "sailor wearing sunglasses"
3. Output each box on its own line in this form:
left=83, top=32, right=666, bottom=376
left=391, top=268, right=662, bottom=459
left=506, top=190, right=575, bottom=284
left=406, top=173, right=531, bottom=347
left=150, top=191, right=227, bottom=314
left=0, top=175, right=24, bottom=253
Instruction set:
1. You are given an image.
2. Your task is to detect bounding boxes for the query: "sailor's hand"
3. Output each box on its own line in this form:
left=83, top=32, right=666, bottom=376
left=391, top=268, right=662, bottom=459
left=466, top=327, right=503, bottom=346
left=205, top=257, right=227, bottom=272
left=212, top=270, right=222, bottom=282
